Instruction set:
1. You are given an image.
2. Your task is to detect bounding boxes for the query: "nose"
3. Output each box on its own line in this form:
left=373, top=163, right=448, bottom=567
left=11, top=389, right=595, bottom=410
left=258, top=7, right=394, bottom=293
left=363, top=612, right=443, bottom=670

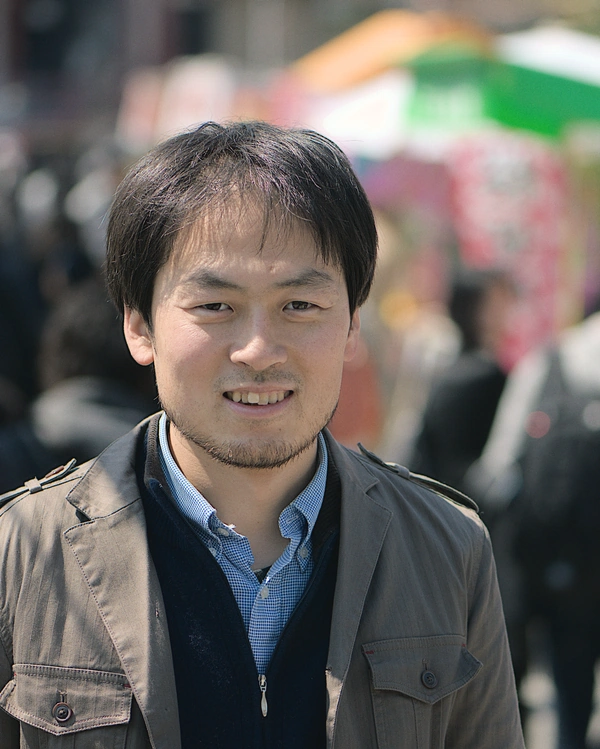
left=229, top=315, right=288, bottom=371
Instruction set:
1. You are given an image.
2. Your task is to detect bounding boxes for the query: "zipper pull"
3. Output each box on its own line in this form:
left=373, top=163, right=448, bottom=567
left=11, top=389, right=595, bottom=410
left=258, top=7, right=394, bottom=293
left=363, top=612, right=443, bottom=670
left=258, top=674, right=268, bottom=717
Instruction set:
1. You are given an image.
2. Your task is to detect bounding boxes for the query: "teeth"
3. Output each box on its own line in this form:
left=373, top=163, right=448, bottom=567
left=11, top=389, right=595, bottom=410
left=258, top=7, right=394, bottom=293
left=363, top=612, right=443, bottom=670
left=227, top=390, right=288, bottom=405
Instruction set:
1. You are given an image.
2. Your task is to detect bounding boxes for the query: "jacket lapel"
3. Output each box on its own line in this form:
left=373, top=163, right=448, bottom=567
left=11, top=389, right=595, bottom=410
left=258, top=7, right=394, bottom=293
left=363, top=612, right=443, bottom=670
left=64, top=422, right=181, bottom=749
left=324, top=435, right=391, bottom=734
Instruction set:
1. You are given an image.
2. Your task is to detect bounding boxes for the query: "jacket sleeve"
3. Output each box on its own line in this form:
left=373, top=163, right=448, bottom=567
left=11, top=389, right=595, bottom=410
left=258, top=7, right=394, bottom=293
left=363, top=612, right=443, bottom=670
left=0, top=633, right=18, bottom=746
left=446, top=522, right=524, bottom=748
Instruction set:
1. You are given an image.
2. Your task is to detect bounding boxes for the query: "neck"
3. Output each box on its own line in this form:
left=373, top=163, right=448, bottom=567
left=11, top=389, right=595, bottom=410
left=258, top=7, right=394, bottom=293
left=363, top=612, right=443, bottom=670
left=168, top=426, right=320, bottom=568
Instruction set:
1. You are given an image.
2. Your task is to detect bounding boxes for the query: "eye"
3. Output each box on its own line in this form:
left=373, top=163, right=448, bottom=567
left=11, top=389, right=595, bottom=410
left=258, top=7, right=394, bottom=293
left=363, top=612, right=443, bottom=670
left=285, top=301, right=314, bottom=311
left=198, top=303, right=231, bottom=312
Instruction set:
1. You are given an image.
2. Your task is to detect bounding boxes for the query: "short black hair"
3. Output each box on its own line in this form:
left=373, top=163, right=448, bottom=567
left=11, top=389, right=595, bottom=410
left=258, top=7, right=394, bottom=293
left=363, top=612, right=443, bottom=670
left=449, top=268, right=512, bottom=351
left=105, top=121, right=377, bottom=322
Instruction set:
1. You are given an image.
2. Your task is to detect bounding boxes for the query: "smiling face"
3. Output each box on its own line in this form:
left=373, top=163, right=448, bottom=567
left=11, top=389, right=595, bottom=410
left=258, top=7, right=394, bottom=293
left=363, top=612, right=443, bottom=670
left=124, top=202, right=360, bottom=474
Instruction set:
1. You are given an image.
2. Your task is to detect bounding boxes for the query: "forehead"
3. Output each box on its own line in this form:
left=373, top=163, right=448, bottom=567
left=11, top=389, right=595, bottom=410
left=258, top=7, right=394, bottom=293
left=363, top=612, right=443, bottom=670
left=148, top=200, right=350, bottom=315
left=167, top=199, right=331, bottom=277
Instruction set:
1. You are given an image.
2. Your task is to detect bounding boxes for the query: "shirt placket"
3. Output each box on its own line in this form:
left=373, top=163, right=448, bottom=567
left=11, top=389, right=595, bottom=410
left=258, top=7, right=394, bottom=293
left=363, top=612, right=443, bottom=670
left=248, top=571, right=283, bottom=672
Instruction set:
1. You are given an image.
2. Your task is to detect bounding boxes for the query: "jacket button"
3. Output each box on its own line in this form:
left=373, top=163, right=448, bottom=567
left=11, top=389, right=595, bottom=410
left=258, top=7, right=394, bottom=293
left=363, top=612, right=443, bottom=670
left=52, top=702, right=73, bottom=723
left=421, top=670, right=438, bottom=689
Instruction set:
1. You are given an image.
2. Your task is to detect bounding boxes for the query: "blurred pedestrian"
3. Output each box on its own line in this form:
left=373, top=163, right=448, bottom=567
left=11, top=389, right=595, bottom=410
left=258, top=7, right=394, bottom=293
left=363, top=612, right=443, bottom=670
left=0, top=277, right=156, bottom=493
left=409, top=267, right=514, bottom=493
left=471, top=307, right=600, bottom=749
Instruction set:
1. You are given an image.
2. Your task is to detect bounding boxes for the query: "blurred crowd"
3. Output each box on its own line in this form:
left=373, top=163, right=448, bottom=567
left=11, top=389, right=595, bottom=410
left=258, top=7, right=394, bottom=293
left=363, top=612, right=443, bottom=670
left=1, top=122, right=600, bottom=748
left=0, top=130, right=157, bottom=494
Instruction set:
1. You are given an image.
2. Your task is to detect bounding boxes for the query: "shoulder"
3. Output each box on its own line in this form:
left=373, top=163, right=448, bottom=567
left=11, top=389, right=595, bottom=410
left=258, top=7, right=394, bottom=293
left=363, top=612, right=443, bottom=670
left=0, top=460, right=90, bottom=580
left=350, top=442, right=479, bottom=514
left=327, top=436, right=485, bottom=537
left=560, top=313, right=600, bottom=390
left=0, top=459, right=83, bottom=515
left=0, top=415, right=153, bottom=527
left=440, top=352, right=504, bottom=385
left=332, top=441, right=491, bottom=594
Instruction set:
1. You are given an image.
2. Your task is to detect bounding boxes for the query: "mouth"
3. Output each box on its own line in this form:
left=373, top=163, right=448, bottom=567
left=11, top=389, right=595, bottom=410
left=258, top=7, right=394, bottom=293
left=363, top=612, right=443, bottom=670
left=224, top=390, right=292, bottom=406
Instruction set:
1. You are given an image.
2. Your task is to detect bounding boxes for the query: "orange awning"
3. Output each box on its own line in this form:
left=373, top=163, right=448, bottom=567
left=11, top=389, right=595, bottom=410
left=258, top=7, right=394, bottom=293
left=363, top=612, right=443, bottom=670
left=291, top=10, right=492, bottom=93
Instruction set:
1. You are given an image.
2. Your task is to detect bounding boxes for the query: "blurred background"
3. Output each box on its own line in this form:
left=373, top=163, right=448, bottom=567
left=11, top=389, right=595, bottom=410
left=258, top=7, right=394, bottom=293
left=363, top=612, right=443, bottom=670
left=3, top=2, right=600, bottom=746
left=2, top=0, right=600, bottom=454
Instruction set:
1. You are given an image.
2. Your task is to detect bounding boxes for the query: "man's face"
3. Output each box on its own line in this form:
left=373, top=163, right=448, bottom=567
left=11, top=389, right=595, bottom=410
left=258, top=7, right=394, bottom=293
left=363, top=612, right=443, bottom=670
left=124, top=203, right=360, bottom=471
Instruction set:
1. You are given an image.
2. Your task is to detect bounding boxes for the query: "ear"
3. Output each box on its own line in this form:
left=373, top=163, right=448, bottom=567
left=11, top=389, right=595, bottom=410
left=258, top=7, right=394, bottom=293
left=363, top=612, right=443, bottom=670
left=344, top=310, right=361, bottom=362
left=123, top=307, right=155, bottom=366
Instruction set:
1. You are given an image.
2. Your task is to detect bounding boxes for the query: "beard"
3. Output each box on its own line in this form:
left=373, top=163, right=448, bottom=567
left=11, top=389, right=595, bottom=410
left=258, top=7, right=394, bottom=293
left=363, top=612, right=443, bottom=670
left=162, top=400, right=338, bottom=470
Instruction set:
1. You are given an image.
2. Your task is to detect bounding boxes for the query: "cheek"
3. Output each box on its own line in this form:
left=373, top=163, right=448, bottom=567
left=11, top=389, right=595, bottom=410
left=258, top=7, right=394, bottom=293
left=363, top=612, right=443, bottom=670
left=155, top=314, right=213, bottom=356
left=301, top=330, right=350, bottom=387
left=152, top=324, right=215, bottom=385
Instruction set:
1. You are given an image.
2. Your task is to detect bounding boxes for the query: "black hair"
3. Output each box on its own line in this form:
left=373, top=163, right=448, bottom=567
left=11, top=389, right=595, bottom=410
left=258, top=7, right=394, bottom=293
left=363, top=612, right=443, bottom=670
left=105, top=121, right=377, bottom=322
left=449, top=267, right=512, bottom=351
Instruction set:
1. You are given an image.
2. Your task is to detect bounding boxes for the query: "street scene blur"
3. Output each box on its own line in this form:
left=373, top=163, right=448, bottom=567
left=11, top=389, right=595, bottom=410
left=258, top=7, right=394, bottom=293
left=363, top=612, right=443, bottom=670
left=3, top=1, right=600, bottom=746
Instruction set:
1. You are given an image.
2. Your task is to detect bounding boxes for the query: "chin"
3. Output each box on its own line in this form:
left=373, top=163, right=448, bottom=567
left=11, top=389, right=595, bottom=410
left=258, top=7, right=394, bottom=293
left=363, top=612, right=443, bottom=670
left=196, top=437, right=317, bottom=470
left=164, top=400, right=338, bottom=471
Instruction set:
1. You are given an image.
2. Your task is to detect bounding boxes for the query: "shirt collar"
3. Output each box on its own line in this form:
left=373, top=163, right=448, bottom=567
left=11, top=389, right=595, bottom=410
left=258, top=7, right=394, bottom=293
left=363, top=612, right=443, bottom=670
left=157, top=412, right=327, bottom=548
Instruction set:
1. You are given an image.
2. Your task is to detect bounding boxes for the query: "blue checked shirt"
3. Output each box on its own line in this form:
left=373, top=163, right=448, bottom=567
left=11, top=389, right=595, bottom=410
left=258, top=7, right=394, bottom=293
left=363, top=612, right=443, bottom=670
left=157, top=413, right=327, bottom=674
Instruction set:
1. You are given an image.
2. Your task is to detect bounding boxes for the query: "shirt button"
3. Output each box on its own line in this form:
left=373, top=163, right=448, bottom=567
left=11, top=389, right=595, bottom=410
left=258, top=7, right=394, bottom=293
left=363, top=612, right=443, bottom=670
left=209, top=546, right=217, bottom=556
left=260, top=586, right=269, bottom=599
left=421, top=670, right=438, bottom=689
left=217, top=528, right=230, bottom=536
left=298, top=547, right=309, bottom=559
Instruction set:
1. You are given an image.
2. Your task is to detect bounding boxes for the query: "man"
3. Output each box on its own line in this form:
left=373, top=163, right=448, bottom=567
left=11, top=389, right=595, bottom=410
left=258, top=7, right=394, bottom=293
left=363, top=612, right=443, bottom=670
left=409, top=268, right=513, bottom=494
left=0, top=121, right=524, bottom=748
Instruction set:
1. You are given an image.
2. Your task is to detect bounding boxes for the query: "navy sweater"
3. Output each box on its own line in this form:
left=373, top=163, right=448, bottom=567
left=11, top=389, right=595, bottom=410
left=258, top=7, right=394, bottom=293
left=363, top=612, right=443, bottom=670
left=139, top=421, right=340, bottom=748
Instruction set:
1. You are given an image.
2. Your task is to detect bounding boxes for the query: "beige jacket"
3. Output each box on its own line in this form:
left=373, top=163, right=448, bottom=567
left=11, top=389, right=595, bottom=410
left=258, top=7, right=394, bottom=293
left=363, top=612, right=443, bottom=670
left=0, top=418, right=524, bottom=748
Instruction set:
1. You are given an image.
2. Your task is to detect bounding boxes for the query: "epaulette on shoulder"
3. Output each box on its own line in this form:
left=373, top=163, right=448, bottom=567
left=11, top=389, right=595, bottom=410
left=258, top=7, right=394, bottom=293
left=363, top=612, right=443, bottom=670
left=357, top=444, right=479, bottom=513
left=0, top=459, right=79, bottom=509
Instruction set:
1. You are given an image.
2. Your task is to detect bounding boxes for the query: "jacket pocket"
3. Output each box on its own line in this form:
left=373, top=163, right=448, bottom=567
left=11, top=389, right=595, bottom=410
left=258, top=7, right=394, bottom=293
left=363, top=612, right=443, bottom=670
left=0, top=663, right=132, bottom=747
left=363, top=635, right=481, bottom=748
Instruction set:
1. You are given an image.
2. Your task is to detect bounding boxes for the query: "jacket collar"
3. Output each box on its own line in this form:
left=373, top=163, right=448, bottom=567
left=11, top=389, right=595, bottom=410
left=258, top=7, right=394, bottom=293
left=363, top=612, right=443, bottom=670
left=65, top=415, right=153, bottom=519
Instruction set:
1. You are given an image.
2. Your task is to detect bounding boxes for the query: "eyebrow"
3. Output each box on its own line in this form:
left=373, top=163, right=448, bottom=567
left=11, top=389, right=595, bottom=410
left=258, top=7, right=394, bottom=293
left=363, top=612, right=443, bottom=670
left=275, top=268, right=337, bottom=290
left=182, top=271, right=242, bottom=291
left=182, top=268, right=337, bottom=291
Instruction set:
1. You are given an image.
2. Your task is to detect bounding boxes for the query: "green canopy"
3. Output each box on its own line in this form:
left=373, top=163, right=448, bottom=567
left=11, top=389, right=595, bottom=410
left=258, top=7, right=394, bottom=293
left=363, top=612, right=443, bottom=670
left=406, top=27, right=600, bottom=138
